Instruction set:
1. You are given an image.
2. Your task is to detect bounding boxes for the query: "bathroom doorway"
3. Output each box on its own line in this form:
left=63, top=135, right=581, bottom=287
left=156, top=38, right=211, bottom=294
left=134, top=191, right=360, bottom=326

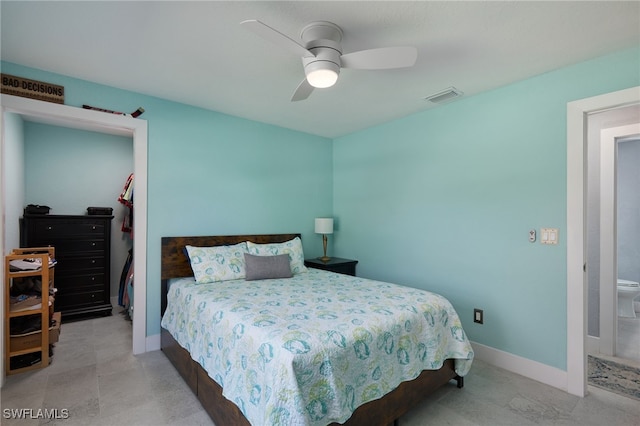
left=587, top=108, right=640, bottom=366
left=599, top=126, right=640, bottom=363
left=567, top=87, right=640, bottom=397
left=614, top=136, right=640, bottom=363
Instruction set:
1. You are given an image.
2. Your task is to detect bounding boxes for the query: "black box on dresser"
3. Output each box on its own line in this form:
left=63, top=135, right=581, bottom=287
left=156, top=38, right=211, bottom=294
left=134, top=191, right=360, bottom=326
left=21, top=214, right=113, bottom=319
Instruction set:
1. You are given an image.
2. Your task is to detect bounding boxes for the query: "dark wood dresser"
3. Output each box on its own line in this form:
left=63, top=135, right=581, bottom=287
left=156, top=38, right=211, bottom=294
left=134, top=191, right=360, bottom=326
left=21, top=214, right=113, bottom=319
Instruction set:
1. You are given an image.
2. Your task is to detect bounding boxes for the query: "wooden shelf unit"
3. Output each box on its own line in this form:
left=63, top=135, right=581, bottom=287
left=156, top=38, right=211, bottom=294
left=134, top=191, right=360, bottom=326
left=4, top=247, right=56, bottom=375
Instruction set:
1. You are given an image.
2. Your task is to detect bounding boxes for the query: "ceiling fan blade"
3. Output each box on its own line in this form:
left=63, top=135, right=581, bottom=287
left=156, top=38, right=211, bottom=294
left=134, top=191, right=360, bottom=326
left=291, top=78, right=314, bottom=102
left=241, top=19, right=314, bottom=58
left=340, top=46, right=417, bottom=70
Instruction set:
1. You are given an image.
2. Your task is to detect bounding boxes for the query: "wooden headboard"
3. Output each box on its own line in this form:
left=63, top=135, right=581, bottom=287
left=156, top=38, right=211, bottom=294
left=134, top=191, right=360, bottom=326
left=160, top=234, right=301, bottom=314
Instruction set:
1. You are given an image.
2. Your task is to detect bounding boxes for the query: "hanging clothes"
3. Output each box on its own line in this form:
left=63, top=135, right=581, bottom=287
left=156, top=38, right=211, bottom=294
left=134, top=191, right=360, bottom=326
left=118, top=249, right=133, bottom=308
left=118, top=173, right=134, bottom=208
left=118, top=173, right=134, bottom=236
left=117, top=174, right=134, bottom=318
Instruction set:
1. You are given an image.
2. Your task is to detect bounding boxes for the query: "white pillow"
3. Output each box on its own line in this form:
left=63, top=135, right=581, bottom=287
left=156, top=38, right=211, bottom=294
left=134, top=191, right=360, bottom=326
left=185, top=242, right=248, bottom=283
left=245, top=237, right=308, bottom=275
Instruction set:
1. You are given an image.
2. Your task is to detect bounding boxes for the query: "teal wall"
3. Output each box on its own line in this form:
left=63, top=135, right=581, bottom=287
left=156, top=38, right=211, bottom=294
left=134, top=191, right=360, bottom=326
left=24, top=123, right=133, bottom=217
left=1, top=61, right=334, bottom=337
left=2, top=46, right=638, bottom=371
left=333, top=47, right=640, bottom=370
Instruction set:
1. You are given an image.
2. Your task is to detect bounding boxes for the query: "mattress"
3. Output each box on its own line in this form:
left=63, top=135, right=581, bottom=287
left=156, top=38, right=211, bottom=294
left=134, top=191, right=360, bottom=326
left=161, top=268, right=473, bottom=426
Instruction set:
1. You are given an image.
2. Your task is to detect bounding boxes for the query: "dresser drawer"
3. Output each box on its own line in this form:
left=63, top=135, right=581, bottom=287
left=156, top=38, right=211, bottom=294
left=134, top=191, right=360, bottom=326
left=56, top=281, right=104, bottom=295
left=28, top=240, right=105, bottom=256
left=56, top=256, right=105, bottom=271
left=39, top=239, right=106, bottom=253
left=55, top=257, right=105, bottom=275
left=55, top=272, right=105, bottom=290
left=30, top=219, right=107, bottom=238
left=56, top=290, right=106, bottom=309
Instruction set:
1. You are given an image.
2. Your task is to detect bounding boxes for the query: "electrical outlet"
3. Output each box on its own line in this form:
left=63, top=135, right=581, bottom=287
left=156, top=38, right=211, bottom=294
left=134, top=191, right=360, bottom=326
left=474, top=308, right=484, bottom=324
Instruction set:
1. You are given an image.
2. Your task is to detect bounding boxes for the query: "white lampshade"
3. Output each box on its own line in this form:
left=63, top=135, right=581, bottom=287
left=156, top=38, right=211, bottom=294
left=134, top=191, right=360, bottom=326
left=315, top=218, right=334, bottom=234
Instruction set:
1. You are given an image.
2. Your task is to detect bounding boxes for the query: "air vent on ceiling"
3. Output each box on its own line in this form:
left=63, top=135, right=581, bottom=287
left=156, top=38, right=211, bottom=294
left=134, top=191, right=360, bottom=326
left=423, top=87, right=463, bottom=104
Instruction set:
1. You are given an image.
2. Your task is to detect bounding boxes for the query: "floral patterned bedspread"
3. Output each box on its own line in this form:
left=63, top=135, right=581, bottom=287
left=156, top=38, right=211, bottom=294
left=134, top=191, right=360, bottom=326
left=161, top=268, right=474, bottom=426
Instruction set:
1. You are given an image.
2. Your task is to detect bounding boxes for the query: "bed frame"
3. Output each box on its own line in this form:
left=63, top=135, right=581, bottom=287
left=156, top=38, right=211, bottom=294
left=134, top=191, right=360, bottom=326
left=160, top=234, right=463, bottom=426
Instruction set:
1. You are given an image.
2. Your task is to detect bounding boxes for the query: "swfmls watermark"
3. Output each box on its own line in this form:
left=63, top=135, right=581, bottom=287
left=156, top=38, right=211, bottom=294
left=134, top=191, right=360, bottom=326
left=3, top=408, right=69, bottom=420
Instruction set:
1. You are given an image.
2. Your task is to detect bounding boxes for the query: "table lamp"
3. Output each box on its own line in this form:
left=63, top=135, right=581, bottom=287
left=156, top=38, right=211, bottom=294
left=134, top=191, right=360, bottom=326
left=314, top=218, right=334, bottom=262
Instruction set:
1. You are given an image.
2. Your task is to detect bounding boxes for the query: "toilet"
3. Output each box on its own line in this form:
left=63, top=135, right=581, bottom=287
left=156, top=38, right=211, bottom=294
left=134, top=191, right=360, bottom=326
left=617, top=279, right=640, bottom=318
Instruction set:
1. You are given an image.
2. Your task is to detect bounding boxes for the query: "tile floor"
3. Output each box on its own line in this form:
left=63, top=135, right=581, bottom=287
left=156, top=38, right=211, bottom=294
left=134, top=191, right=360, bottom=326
left=2, top=308, right=639, bottom=426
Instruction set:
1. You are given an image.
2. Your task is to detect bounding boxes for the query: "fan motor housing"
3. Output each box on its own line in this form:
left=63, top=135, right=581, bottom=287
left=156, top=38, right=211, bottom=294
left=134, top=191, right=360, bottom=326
left=300, top=21, right=344, bottom=81
left=302, top=45, right=342, bottom=68
left=300, top=21, right=343, bottom=45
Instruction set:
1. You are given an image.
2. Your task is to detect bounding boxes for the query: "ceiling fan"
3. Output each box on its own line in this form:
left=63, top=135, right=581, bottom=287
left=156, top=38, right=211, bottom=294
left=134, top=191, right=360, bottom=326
left=241, top=19, right=418, bottom=101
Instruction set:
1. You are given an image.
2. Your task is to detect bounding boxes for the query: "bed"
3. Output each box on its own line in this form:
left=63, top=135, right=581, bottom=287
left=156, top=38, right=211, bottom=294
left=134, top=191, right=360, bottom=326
left=160, top=234, right=473, bottom=426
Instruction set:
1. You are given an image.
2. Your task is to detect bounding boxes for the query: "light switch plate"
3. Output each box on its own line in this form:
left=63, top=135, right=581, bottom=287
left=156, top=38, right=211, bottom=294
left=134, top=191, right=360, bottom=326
left=541, top=228, right=559, bottom=245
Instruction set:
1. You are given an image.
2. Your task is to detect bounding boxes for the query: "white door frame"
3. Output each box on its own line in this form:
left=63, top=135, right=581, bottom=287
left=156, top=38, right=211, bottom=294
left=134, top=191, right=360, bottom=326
left=566, top=86, right=640, bottom=396
left=600, top=124, right=640, bottom=356
left=0, top=94, right=148, bottom=367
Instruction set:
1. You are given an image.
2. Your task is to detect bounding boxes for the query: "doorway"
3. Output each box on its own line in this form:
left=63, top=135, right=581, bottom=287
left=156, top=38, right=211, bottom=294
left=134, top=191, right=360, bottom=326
left=597, top=123, right=640, bottom=362
left=0, top=95, right=148, bottom=387
left=566, top=86, right=640, bottom=397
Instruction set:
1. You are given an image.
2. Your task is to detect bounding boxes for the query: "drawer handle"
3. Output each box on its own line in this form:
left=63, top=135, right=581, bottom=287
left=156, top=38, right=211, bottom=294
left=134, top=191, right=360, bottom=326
left=91, top=242, right=96, bottom=247
left=92, top=226, right=97, bottom=230
left=91, top=277, right=95, bottom=281
left=91, top=260, right=96, bottom=264
left=91, top=294, right=95, bottom=298
left=47, top=226, right=52, bottom=230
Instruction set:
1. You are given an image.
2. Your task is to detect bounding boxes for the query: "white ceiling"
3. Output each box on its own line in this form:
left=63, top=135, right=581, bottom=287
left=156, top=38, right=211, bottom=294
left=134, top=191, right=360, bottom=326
left=2, top=1, right=639, bottom=138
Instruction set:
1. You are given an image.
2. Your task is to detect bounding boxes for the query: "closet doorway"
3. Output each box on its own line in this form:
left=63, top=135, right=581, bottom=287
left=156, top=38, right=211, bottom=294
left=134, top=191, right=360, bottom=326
left=24, top=121, right=134, bottom=320
left=0, top=95, right=148, bottom=384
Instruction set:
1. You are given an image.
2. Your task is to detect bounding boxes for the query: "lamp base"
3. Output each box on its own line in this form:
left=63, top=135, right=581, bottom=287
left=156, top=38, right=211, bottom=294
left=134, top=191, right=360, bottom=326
left=319, top=234, right=331, bottom=263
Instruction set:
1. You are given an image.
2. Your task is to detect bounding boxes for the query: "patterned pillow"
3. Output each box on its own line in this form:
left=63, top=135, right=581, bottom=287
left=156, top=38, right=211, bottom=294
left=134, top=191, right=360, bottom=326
left=185, top=242, right=248, bottom=283
left=245, top=237, right=308, bottom=275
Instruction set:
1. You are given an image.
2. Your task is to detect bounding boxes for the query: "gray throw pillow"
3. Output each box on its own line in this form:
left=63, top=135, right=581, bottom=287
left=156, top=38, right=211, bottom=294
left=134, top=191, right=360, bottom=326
left=244, top=253, right=292, bottom=281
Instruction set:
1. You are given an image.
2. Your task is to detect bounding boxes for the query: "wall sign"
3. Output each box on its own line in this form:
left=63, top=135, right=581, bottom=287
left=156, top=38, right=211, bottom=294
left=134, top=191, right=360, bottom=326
left=1, top=73, right=64, bottom=104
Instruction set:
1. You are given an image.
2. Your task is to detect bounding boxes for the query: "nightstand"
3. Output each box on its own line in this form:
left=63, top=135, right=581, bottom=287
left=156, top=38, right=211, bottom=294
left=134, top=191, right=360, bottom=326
left=304, top=257, right=358, bottom=276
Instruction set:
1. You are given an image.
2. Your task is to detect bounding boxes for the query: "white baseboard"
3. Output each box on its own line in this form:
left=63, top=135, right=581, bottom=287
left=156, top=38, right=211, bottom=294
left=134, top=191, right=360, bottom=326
left=471, top=341, right=568, bottom=392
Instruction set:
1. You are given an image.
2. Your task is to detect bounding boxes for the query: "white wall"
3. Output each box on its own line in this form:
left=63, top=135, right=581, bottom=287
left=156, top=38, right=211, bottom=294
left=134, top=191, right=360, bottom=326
left=3, top=113, right=25, bottom=252
left=1, top=112, right=26, bottom=387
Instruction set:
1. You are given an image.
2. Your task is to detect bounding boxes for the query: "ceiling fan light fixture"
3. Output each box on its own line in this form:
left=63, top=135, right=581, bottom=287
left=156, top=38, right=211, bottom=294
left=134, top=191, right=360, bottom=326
left=305, top=61, right=340, bottom=88
left=241, top=19, right=418, bottom=101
